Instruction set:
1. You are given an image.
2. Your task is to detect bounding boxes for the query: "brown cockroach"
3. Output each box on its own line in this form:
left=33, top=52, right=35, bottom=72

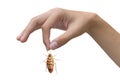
left=46, top=53, right=54, bottom=73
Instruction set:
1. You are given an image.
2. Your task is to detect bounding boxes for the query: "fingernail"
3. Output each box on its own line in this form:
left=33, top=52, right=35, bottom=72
left=50, top=41, right=58, bottom=50
left=17, top=32, right=23, bottom=40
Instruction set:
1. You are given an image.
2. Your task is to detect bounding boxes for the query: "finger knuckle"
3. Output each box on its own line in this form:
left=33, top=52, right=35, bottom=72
left=31, top=17, right=37, bottom=22
left=30, top=16, right=38, bottom=25
left=50, top=8, right=64, bottom=16
left=41, top=25, right=48, bottom=31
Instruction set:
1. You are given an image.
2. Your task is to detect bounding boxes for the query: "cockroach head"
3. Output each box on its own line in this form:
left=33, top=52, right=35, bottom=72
left=48, top=54, right=52, bottom=57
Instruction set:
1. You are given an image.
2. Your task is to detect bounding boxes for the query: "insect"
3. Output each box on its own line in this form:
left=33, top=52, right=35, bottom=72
left=46, top=53, right=54, bottom=73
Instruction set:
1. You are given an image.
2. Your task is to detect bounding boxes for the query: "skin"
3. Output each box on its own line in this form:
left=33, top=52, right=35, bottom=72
left=17, top=8, right=120, bottom=67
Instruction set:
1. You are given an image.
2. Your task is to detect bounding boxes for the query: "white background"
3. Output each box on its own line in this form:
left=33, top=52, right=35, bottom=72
left=0, top=0, right=120, bottom=80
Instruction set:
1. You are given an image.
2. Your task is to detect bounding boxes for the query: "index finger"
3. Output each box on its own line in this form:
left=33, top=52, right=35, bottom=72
left=17, top=11, right=51, bottom=42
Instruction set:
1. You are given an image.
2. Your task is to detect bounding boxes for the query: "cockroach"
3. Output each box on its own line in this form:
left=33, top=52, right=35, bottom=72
left=46, top=53, right=54, bottom=73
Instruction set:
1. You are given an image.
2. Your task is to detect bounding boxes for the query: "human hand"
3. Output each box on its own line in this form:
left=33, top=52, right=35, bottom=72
left=17, top=8, right=96, bottom=50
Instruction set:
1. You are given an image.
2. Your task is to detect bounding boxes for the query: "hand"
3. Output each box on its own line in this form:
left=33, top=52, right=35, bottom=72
left=17, top=8, right=96, bottom=50
left=17, top=8, right=120, bottom=67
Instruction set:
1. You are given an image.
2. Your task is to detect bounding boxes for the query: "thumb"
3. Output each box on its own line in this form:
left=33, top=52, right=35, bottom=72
left=50, top=22, right=80, bottom=50
left=50, top=32, right=72, bottom=50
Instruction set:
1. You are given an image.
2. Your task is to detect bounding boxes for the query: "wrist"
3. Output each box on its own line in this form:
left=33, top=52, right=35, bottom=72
left=86, top=13, right=101, bottom=35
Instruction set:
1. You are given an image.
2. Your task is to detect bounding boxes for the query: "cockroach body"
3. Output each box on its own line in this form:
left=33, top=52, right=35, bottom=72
left=46, top=54, right=54, bottom=73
